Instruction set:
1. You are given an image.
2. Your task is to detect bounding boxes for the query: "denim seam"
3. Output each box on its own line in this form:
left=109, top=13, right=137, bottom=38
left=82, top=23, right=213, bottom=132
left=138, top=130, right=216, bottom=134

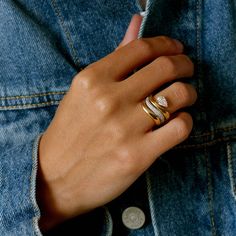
left=0, top=89, right=234, bottom=137
left=0, top=91, right=66, bottom=100
left=0, top=88, right=234, bottom=137
left=226, top=142, right=236, bottom=201
left=205, top=146, right=217, bottom=236
left=195, top=0, right=200, bottom=102
left=145, top=171, right=160, bottom=236
left=195, top=0, right=205, bottom=121
left=174, top=136, right=236, bottom=149
left=189, top=125, right=236, bottom=138
left=31, top=133, right=44, bottom=236
left=0, top=101, right=60, bottom=110
left=50, top=0, right=81, bottom=68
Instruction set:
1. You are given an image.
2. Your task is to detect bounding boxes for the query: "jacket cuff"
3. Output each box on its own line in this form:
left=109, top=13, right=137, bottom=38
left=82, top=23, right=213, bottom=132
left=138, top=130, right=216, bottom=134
left=0, top=133, right=43, bottom=235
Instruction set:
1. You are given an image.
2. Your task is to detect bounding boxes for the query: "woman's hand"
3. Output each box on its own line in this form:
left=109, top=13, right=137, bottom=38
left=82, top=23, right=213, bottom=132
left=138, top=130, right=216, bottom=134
left=37, top=15, right=197, bottom=231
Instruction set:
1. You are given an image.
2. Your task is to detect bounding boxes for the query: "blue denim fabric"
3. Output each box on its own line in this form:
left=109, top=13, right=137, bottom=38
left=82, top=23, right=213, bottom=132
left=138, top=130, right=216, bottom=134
left=0, top=0, right=236, bottom=235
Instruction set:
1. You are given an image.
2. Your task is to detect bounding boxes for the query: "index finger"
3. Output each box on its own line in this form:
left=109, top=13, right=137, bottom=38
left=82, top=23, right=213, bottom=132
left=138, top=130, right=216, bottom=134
left=90, top=36, right=184, bottom=82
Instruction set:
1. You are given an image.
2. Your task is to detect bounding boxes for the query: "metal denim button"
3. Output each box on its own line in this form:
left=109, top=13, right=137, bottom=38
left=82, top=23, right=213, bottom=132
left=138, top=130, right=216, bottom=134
left=122, top=207, right=145, bottom=229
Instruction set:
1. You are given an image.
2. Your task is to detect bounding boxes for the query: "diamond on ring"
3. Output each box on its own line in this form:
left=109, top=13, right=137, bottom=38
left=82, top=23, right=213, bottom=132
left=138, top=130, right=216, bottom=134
left=142, top=95, right=170, bottom=127
left=156, top=96, right=168, bottom=108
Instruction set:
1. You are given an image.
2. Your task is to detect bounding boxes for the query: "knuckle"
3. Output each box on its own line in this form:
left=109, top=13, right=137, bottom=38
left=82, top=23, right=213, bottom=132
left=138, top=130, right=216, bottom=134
left=158, top=36, right=177, bottom=49
left=72, top=70, right=97, bottom=91
left=94, top=95, right=117, bottom=115
left=174, top=113, right=193, bottom=140
left=133, top=38, right=153, bottom=56
left=172, top=82, right=192, bottom=103
left=74, top=76, right=93, bottom=90
left=158, top=56, right=178, bottom=77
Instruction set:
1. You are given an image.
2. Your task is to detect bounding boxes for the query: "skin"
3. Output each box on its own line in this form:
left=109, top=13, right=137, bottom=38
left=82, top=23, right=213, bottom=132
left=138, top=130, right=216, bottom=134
left=37, top=14, right=197, bottom=231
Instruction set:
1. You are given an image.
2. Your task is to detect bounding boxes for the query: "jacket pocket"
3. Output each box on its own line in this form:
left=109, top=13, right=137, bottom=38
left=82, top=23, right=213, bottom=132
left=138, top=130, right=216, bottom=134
left=0, top=1, right=77, bottom=110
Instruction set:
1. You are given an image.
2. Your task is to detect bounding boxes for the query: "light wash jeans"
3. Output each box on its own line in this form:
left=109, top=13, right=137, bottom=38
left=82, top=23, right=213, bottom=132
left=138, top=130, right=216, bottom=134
left=0, top=0, right=236, bottom=235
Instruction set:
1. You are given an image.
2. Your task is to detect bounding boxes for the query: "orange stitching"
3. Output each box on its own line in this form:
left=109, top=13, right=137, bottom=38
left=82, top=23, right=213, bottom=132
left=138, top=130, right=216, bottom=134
left=0, top=91, right=66, bottom=100
left=50, top=0, right=81, bottom=68
left=0, top=91, right=235, bottom=139
left=0, top=101, right=60, bottom=109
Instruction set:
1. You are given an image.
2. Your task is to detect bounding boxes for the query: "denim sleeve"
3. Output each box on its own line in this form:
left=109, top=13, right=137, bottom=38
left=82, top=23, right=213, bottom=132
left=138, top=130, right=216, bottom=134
left=0, top=133, right=43, bottom=236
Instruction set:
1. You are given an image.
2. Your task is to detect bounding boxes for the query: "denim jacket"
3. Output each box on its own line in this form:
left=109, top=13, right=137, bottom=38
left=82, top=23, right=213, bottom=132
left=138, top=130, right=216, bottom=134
left=0, top=0, right=236, bottom=235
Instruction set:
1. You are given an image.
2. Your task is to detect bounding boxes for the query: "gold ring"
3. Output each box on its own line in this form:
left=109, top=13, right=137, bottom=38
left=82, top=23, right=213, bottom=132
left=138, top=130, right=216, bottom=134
left=142, top=101, right=162, bottom=126
left=142, top=95, right=171, bottom=127
left=148, top=95, right=170, bottom=120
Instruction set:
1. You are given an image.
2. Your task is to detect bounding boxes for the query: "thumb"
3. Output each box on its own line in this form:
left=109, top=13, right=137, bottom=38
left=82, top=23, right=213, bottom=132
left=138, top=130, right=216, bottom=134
left=116, top=14, right=143, bottom=50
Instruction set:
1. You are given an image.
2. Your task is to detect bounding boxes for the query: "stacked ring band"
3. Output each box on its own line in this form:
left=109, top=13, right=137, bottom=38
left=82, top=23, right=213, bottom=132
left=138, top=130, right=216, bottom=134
left=145, top=97, right=165, bottom=123
left=149, top=95, right=170, bottom=120
left=142, top=101, right=162, bottom=126
left=142, top=95, right=170, bottom=126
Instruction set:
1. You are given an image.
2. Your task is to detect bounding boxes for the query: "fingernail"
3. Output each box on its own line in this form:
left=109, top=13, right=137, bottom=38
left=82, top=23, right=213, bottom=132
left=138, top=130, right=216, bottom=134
left=173, top=39, right=184, bottom=51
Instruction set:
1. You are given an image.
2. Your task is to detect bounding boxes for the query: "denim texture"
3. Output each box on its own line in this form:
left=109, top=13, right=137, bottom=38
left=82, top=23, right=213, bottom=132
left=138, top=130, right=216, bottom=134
left=0, top=0, right=236, bottom=235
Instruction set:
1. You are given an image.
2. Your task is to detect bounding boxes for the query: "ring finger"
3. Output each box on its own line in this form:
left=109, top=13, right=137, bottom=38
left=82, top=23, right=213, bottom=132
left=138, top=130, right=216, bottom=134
left=122, top=54, right=194, bottom=102
left=134, top=81, right=197, bottom=132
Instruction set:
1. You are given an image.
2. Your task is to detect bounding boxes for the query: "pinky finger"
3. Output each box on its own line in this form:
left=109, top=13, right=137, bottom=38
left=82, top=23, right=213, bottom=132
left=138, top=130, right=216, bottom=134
left=141, top=112, right=193, bottom=166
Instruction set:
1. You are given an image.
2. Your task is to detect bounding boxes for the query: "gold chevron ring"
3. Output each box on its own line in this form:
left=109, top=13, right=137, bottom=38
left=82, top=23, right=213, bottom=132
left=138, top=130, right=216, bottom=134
left=142, top=95, right=170, bottom=126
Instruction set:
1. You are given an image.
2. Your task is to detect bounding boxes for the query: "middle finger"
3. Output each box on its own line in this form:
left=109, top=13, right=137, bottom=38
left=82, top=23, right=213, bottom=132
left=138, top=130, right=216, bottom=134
left=121, top=54, right=194, bottom=102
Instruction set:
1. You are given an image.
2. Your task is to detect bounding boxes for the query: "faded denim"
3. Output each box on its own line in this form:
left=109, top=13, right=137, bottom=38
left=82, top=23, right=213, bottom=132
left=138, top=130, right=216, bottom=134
left=0, top=0, right=236, bottom=235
